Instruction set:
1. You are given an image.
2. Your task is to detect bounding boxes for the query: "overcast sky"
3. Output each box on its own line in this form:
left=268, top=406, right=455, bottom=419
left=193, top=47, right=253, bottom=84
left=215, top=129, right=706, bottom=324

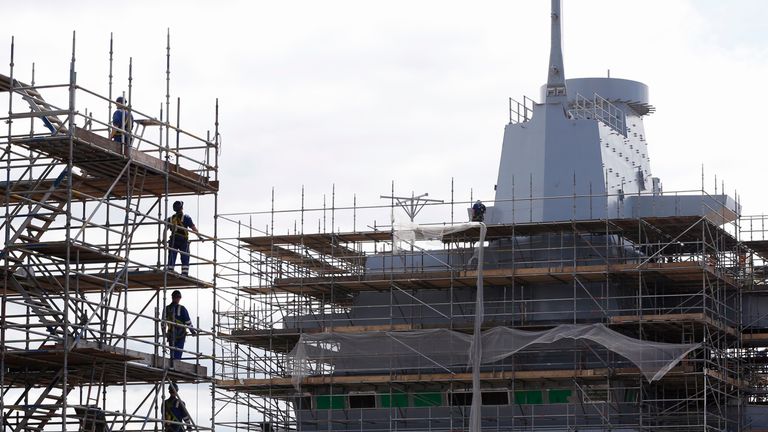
left=4, top=0, right=768, bottom=224
left=3, top=0, right=768, bottom=426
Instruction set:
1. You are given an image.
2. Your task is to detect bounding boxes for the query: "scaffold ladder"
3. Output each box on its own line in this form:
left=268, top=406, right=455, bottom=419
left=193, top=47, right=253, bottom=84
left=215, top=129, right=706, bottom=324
left=2, top=368, right=72, bottom=432
left=0, top=74, right=67, bottom=135
left=2, top=167, right=71, bottom=259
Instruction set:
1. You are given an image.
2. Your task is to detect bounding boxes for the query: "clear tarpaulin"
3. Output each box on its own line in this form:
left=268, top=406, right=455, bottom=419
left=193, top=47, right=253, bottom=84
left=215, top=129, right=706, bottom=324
left=288, top=324, right=700, bottom=388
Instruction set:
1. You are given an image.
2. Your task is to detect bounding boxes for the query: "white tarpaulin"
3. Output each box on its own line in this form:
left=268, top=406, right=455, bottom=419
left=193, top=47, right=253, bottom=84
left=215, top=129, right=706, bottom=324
left=289, top=324, right=700, bottom=386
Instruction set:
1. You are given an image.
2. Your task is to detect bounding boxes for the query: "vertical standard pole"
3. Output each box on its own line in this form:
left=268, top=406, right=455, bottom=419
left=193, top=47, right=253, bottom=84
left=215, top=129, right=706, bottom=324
left=175, top=96, right=180, bottom=170
left=108, top=33, right=114, bottom=135
left=300, top=185, right=304, bottom=234
left=127, top=57, right=133, bottom=151
left=121, top=54, right=135, bottom=430
left=159, top=103, right=165, bottom=268
left=211, top=147, right=219, bottom=432
left=165, top=29, right=171, bottom=170
left=1, top=35, right=16, bottom=430
left=214, top=98, right=220, bottom=182
left=162, top=29, right=172, bottom=432
left=451, top=177, right=454, bottom=224
left=29, top=63, right=35, bottom=136
left=63, top=30, right=77, bottom=432
left=468, top=223, right=487, bottom=432
left=106, top=35, right=114, bottom=274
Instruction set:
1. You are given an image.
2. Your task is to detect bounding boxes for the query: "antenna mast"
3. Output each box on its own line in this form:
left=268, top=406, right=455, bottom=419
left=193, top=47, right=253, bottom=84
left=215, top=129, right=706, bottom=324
left=545, top=0, right=567, bottom=103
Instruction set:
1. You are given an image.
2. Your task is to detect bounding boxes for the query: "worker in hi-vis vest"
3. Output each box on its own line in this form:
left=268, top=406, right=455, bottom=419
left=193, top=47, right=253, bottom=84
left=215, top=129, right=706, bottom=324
left=166, top=200, right=201, bottom=276
left=164, top=382, right=193, bottom=432
left=163, top=290, right=197, bottom=360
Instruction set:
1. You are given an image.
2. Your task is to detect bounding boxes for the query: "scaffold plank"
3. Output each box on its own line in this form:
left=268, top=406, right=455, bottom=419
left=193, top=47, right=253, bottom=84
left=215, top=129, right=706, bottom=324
left=3, top=340, right=208, bottom=385
left=1, top=173, right=215, bottom=203
left=11, top=128, right=217, bottom=195
left=216, top=366, right=698, bottom=396
left=240, top=233, right=368, bottom=266
left=243, top=243, right=347, bottom=274
left=610, top=312, right=738, bottom=337
left=221, top=314, right=739, bottom=354
left=3, top=269, right=212, bottom=294
left=219, top=324, right=417, bottom=352
left=247, top=261, right=736, bottom=302
left=7, top=240, right=124, bottom=263
left=743, top=332, right=768, bottom=347
left=242, top=216, right=737, bottom=251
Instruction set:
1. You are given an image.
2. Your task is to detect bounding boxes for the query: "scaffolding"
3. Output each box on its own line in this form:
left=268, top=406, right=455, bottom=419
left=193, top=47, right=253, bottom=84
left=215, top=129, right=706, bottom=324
left=213, top=186, right=768, bottom=431
left=0, top=34, right=219, bottom=431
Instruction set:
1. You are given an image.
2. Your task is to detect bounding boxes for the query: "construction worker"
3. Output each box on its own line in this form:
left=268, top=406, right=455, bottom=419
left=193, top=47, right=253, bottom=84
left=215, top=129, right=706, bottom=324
left=163, top=290, right=197, bottom=360
left=166, top=201, right=200, bottom=276
left=471, top=200, right=486, bottom=222
left=164, top=383, right=193, bottom=432
left=111, top=96, right=133, bottom=146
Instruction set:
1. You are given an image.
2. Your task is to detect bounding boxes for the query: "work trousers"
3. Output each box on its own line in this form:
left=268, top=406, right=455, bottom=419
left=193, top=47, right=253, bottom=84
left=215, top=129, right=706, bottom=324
left=168, top=236, right=190, bottom=275
left=167, top=334, right=186, bottom=360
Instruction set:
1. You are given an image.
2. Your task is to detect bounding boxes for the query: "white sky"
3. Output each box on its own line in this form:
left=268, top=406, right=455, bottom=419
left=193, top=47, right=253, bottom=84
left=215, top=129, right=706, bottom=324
left=4, top=0, right=768, bottom=220
left=3, top=0, right=768, bottom=426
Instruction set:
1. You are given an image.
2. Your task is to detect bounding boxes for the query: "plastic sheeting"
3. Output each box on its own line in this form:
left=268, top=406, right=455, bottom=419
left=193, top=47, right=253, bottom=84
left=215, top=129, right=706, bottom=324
left=392, top=221, right=483, bottom=253
left=293, top=221, right=699, bottom=432
left=288, top=324, right=700, bottom=387
left=392, top=220, right=487, bottom=431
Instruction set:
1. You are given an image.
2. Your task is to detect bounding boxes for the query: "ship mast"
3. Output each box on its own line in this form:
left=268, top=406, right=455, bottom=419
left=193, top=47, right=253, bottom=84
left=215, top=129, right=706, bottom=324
left=545, top=0, right=567, bottom=103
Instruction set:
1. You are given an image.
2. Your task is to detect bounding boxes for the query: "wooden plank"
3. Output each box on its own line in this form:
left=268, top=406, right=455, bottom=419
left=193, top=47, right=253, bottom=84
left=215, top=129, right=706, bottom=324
left=240, top=233, right=367, bottom=265
left=11, top=129, right=217, bottom=195
left=4, top=340, right=208, bottom=385
left=328, top=323, right=415, bottom=333
left=3, top=270, right=212, bottom=294
left=743, top=332, right=768, bottom=347
left=244, top=243, right=346, bottom=274
left=216, top=365, right=694, bottom=392
left=239, top=216, right=738, bottom=253
left=253, top=261, right=736, bottom=303
left=610, top=313, right=737, bottom=337
left=8, top=241, right=124, bottom=264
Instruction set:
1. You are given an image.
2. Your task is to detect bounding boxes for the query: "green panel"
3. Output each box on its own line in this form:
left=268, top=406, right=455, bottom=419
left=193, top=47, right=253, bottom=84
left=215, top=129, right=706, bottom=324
left=526, top=390, right=543, bottom=404
left=548, top=389, right=572, bottom=404
left=315, top=395, right=346, bottom=410
left=412, top=392, right=442, bottom=407
left=380, top=392, right=409, bottom=408
left=624, top=389, right=638, bottom=403
left=514, top=390, right=543, bottom=405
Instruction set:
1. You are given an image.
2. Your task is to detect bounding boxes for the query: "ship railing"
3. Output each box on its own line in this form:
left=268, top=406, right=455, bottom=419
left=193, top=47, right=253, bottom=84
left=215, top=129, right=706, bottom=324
left=569, top=92, right=627, bottom=137
left=509, top=95, right=535, bottom=124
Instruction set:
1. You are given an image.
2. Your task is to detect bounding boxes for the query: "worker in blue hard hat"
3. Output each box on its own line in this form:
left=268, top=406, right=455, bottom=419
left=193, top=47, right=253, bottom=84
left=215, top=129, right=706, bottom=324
left=163, top=290, right=197, bottom=360
left=110, top=95, right=133, bottom=147
left=166, top=200, right=201, bottom=276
